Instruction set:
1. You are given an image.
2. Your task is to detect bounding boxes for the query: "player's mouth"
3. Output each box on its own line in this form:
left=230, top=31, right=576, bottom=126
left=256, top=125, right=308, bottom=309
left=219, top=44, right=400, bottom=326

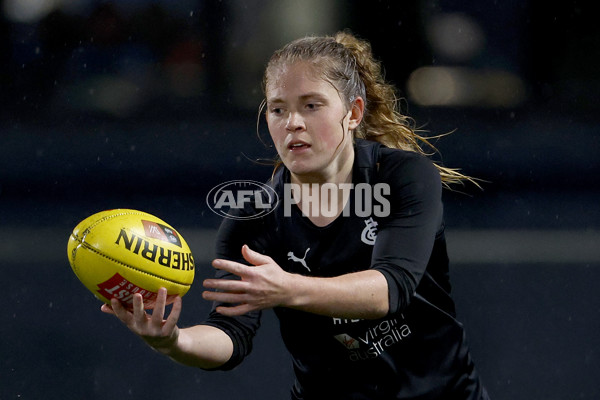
left=288, top=141, right=311, bottom=151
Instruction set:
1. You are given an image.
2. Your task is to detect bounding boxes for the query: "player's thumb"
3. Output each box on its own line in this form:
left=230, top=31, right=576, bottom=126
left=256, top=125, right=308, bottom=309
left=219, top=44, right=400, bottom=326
left=241, top=244, right=271, bottom=266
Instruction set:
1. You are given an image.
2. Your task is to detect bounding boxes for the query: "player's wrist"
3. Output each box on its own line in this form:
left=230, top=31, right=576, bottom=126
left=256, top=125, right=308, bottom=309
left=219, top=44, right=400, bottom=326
left=143, top=326, right=180, bottom=354
left=280, top=273, right=312, bottom=309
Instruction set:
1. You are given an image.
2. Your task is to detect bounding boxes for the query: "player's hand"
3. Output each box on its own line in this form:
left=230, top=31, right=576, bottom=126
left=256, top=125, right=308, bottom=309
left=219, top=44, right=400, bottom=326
left=101, top=287, right=181, bottom=352
left=203, top=245, right=293, bottom=316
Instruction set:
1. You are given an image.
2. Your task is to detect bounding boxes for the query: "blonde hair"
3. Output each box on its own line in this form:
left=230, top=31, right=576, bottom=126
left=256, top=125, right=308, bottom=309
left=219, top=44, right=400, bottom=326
left=262, top=31, right=475, bottom=188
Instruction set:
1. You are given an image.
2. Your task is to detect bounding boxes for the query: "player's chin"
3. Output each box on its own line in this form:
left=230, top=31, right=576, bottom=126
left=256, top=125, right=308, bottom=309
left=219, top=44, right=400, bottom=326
left=282, top=154, right=319, bottom=170
left=285, top=163, right=318, bottom=177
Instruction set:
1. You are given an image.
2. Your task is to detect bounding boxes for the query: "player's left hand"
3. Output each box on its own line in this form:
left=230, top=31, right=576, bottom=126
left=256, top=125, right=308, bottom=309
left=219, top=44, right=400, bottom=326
left=203, top=245, right=293, bottom=316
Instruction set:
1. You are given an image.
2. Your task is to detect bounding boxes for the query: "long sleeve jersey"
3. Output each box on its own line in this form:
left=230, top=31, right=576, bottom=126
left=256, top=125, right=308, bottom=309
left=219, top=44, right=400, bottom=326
left=202, top=139, right=488, bottom=400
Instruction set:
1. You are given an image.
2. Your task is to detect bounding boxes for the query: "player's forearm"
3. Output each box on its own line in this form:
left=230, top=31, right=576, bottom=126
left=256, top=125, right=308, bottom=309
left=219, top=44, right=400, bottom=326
left=157, top=324, right=234, bottom=370
left=284, top=270, right=389, bottom=319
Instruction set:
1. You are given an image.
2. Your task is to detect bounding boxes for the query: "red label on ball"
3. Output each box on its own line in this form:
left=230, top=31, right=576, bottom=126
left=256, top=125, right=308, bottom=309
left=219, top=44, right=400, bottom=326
left=142, top=220, right=182, bottom=247
left=97, top=273, right=176, bottom=309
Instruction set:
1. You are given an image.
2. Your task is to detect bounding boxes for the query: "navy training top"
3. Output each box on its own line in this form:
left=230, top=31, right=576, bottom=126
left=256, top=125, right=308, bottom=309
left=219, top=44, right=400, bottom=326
left=202, top=139, right=488, bottom=400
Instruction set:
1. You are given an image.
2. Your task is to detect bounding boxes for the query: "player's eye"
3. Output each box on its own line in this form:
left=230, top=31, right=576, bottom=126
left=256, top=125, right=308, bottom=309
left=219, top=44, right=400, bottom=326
left=305, top=102, right=323, bottom=111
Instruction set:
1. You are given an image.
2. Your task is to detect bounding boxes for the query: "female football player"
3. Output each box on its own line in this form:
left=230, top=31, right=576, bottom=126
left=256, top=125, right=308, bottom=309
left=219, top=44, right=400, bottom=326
left=103, top=31, right=489, bottom=399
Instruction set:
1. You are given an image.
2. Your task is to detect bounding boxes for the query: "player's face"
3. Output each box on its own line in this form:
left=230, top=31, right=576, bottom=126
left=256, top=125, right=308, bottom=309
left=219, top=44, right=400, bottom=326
left=265, top=62, right=361, bottom=182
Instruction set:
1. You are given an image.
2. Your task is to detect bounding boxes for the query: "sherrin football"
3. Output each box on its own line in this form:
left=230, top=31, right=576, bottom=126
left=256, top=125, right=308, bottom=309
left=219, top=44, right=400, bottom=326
left=67, top=209, right=195, bottom=309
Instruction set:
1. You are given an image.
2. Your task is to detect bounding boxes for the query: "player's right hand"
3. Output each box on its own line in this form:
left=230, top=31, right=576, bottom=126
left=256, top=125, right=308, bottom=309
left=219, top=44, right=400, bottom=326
left=101, top=287, right=181, bottom=353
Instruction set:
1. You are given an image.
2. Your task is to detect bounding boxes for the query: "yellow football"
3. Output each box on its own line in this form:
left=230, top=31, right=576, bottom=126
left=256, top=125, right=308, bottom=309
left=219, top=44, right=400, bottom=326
left=67, top=209, right=195, bottom=309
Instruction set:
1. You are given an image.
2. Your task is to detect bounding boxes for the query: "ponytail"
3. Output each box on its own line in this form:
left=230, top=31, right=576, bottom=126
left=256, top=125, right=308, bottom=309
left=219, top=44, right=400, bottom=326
left=334, top=31, right=477, bottom=188
left=264, top=31, right=478, bottom=188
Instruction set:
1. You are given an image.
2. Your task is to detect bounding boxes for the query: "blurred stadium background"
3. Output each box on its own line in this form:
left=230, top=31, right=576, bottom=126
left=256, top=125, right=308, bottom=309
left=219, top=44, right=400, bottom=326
left=1, top=0, right=598, bottom=399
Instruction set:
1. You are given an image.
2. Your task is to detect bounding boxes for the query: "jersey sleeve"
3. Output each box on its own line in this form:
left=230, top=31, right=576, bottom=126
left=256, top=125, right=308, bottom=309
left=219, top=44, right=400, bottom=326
left=199, top=215, right=263, bottom=370
left=370, top=150, right=444, bottom=315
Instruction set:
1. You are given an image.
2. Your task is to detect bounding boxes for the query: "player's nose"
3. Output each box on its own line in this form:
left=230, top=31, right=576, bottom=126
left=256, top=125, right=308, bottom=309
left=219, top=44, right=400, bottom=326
left=285, top=112, right=305, bottom=132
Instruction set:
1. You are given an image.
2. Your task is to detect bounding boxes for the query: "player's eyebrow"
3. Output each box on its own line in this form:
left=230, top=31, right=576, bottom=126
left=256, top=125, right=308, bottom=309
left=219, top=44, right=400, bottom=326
left=266, top=97, right=284, bottom=105
left=298, top=92, right=328, bottom=101
left=267, top=92, right=328, bottom=105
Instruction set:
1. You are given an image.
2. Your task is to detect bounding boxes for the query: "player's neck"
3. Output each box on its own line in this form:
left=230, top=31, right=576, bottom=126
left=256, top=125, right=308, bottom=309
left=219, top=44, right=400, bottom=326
left=290, top=148, right=354, bottom=187
left=288, top=154, right=354, bottom=228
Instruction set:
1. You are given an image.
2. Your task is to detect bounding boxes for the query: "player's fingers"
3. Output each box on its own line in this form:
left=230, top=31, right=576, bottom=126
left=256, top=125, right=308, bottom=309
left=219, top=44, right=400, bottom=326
left=202, top=290, right=246, bottom=304
left=215, top=303, right=254, bottom=317
left=211, top=258, right=248, bottom=276
left=100, top=303, right=115, bottom=315
left=241, top=244, right=272, bottom=266
left=164, top=296, right=182, bottom=333
left=132, top=293, right=147, bottom=324
left=111, top=297, right=132, bottom=324
left=203, top=278, right=248, bottom=292
left=151, top=288, right=167, bottom=324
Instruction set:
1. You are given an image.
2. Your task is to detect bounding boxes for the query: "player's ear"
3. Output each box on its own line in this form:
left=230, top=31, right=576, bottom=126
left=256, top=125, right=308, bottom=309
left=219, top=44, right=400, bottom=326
left=348, top=97, right=364, bottom=130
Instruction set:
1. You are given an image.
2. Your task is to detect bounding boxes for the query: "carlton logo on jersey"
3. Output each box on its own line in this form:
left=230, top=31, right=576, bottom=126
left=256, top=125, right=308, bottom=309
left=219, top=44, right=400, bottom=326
left=361, top=217, right=378, bottom=245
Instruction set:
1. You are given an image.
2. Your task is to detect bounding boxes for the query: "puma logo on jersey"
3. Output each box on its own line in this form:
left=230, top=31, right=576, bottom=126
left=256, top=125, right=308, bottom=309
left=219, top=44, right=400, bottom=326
left=287, top=248, right=310, bottom=272
left=361, top=217, right=378, bottom=245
